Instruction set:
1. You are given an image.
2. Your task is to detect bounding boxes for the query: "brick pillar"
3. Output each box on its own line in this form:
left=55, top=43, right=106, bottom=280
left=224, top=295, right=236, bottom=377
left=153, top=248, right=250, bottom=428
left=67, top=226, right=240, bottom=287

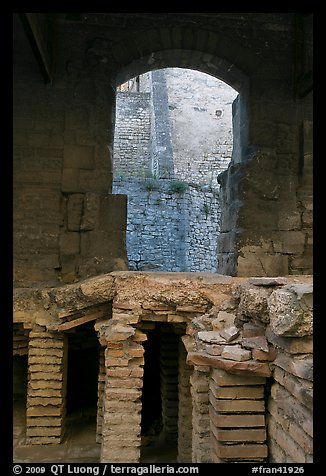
left=160, top=328, right=179, bottom=444
left=96, top=346, right=105, bottom=443
left=209, top=369, right=268, bottom=462
left=100, top=326, right=145, bottom=463
left=26, top=327, right=67, bottom=444
left=178, top=340, right=193, bottom=463
left=190, top=367, right=212, bottom=463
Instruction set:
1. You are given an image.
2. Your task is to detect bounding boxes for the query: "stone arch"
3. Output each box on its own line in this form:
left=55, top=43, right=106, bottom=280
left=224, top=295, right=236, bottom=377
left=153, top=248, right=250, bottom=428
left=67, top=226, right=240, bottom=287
left=100, top=28, right=261, bottom=276
left=109, top=27, right=261, bottom=163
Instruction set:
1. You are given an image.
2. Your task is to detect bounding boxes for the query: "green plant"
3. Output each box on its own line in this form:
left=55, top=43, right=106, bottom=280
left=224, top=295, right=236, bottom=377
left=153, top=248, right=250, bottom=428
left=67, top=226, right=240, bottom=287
left=169, top=180, right=188, bottom=194
left=142, top=177, right=160, bottom=192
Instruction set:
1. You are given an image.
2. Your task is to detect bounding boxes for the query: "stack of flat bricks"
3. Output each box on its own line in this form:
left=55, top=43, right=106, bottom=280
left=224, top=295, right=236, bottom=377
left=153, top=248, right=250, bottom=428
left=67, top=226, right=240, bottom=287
left=26, top=329, right=67, bottom=444
left=190, top=368, right=212, bottom=463
left=100, top=329, right=146, bottom=463
left=210, top=369, right=268, bottom=462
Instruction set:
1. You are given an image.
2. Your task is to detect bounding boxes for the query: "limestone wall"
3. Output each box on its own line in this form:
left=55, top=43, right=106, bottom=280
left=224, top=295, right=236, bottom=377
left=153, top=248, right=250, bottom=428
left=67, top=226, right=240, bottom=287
left=113, top=92, right=151, bottom=178
left=113, top=178, right=220, bottom=272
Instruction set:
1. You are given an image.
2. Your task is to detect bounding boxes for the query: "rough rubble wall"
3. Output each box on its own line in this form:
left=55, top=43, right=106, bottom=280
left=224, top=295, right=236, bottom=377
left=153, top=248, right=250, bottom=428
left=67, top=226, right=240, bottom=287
left=113, top=178, right=220, bottom=272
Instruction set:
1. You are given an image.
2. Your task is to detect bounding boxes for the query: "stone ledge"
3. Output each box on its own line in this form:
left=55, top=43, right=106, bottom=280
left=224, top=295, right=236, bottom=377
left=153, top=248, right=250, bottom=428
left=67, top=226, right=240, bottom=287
left=187, top=351, right=271, bottom=377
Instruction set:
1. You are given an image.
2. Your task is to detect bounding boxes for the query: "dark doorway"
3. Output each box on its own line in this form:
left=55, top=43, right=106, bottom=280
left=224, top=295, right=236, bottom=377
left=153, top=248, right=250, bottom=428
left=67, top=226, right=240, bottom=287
left=141, top=325, right=162, bottom=443
left=66, top=322, right=100, bottom=416
left=140, top=323, right=181, bottom=463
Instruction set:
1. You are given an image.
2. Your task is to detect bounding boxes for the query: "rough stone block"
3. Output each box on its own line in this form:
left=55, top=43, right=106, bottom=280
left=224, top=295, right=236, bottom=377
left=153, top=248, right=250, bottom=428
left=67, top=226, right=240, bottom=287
left=212, top=311, right=236, bottom=330
left=67, top=194, right=84, bottom=231
left=221, top=345, right=252, bottom=361
left=61, top=168, right=79, bottom=193
left=273, top=353, right=313, bottom=381
left=267, top=283, right=313, bottom=337
left=219, top=325, right=240, bottom=342
left=63, top=145, right=95, bottom=169
left=238, top=284, right=272, bottom=323
left=273, top=231, right=306, bottom=255
left=265, top=327, right=313, bottom=353
left=252, top=348, right=277, bottom=361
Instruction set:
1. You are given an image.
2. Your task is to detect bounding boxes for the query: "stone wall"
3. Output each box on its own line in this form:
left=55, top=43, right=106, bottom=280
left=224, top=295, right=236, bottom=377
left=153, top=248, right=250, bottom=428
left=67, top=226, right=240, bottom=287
left=165, top=68, right=237, bottom=187
left=113, top=92, right=151, bottom=178
left=113, top=178, right=221, bottom=272
left=14, top=13, right=313, bottom=283
left=13, top=14, right=128, bottom=288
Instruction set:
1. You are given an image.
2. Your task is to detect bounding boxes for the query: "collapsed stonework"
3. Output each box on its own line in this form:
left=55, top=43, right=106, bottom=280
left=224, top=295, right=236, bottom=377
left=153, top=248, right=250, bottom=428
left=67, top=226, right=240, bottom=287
left=14, top=272, right=313, bottom=463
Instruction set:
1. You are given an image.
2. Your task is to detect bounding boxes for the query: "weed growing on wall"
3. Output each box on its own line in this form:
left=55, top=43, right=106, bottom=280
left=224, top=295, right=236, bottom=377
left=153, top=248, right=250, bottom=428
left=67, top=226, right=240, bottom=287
left=169, top=180, right=189, bottom=194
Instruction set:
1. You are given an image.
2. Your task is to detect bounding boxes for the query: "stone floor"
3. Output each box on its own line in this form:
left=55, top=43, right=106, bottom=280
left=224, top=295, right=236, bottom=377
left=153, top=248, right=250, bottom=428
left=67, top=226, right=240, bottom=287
left=13, top=399, right=177, bottom=464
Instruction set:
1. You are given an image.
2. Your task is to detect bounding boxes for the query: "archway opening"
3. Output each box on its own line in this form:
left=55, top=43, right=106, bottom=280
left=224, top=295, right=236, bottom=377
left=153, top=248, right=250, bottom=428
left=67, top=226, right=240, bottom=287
left=113, top=67, right=238, bottom=273
left=140, top=322, right=187, bottom=463
left=65, top=321, right=100, bottom=449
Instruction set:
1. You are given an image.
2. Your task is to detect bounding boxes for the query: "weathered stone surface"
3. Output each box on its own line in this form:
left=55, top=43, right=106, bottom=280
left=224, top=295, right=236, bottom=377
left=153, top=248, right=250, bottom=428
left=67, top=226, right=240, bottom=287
left=222, top=345, right=252, bottom=361
left=104, top=323, right=135, bottom=341
left=80, top=274, right=115, bottom=300
left=212, top=311, right=236, bottom=330
left=273, top=366, right=313, bottom=410
left=210, top=407, right=266, bottom=428
left=219, top=325, right=240, bottom=342
left=237, top=284, right=272, bottom=323
left=205, top=344, right=223, bottom=356
left=269, top=383, right=313, bottom=437
left=266, top=326, right=313, bottom=354
left=252, top=347, right=277, bottom=362
left=249, top=277, right=288, bottom=286
left=212, top=427, right=266, bottom=443
left=197, top=331, right=226, bottom=344
left=210, top=397, right=265, bottom=413
left=215, top=442, right=268, bottom=460
left=112, top=271, right=233, bottom=310
left=242, top=322, right=265, bottom=337
left=187, top=351, right=271, bottom=377
left=211, top=368, right=266, bottom=386
left=242, top=336, right=269, bottom=352
left=273, top=353, right=313, bottom=381
left=211, top=385, right=265, bottom=400
left=267, top=283, right=313, bottom=337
